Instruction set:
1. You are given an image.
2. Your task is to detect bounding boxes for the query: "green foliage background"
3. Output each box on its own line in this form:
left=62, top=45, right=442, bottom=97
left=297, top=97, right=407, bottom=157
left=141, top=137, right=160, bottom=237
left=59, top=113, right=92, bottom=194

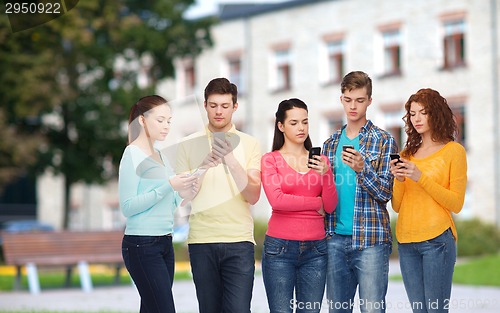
left=0, top=0, right=214, bottom=228
left=390, top=218, right=500, bottom=258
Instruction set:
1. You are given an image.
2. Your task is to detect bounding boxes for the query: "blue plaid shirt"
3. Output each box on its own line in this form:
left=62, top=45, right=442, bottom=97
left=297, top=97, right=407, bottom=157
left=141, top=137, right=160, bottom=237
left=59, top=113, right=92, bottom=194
left=323, top=120, right=397, bottom=249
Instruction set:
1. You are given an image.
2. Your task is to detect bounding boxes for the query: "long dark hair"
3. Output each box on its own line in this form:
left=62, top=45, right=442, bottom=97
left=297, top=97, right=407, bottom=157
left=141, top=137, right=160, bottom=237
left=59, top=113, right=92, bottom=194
left=272, top=98, right=312, bottom=151
left=128, top=95, right=169, bottom=144
left=402, top=88, right=457, bottom=157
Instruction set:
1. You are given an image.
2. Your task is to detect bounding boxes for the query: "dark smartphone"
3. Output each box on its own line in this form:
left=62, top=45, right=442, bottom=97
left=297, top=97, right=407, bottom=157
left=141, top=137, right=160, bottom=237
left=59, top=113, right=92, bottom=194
left=342, top=145, right=354, bottom=154
left=390, top=153, right=402, bottom=165
left=308, top=147, right=321, bottom=168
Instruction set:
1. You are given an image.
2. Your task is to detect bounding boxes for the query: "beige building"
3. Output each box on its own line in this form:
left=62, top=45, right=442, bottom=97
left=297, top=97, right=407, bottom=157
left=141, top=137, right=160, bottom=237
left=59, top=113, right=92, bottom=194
left=38, top=0, right=500, bottom=229
left=159, top=0, right=500, bottom=224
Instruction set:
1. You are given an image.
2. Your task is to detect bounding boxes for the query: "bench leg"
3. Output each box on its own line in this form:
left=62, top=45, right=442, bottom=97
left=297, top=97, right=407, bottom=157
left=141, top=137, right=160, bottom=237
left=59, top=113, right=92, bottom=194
left=114, top=264, right=121, bottom=284
left=14, top=266, right=22, bottom=291
left=26, top=263, right=41, bottom=294
left=78, top=261, right=93, bottom=292
left=64, top=266, right=73, bottom=287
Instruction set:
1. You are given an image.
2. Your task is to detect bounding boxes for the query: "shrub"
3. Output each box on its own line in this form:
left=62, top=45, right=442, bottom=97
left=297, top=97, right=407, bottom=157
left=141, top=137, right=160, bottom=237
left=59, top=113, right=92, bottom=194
left=390, top=218, right=398, bottom=259
left=455, top=218, right=500, bottom=256
left=173, top=242, right=189, bottom=262
left=391, top=217, right=500, bottom=257
left=254, top=219, right=268, bottom=261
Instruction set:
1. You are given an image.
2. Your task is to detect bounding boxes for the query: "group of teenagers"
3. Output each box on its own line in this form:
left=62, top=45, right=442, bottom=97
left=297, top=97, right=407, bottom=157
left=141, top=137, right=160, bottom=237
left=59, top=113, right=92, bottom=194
left=118, top=71, right=468, bottom=313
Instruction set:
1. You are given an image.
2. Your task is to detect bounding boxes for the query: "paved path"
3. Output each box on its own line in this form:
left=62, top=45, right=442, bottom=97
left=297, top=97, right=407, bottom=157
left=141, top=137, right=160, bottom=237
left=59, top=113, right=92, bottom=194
left=1, top=261, right=499, bottom=312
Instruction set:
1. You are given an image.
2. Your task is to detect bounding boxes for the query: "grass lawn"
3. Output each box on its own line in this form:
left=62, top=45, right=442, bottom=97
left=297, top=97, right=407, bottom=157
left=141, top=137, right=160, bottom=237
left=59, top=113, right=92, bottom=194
left=0, top=264, right=192, bottom=292
left=453, top=254, right=500, bottom=286
left=390, top=254, right=500, bottom=287
left=1, top=255, right=498, bottom=291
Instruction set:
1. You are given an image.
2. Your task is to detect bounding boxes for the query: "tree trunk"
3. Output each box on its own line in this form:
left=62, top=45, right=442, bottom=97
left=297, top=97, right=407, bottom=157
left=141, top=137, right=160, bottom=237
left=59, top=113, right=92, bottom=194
left=63, top=177, right=71, bottom=229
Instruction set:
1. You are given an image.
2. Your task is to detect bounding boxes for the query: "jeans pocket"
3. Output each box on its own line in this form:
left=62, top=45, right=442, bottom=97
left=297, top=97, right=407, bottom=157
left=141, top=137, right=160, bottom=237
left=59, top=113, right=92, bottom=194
left=123, top=235, right=158, bottom=247
left=122, top=235, right=162, bottom=257
left=313, top=239, right=327, bottom=256
left=425, top=228, right=452, bottom=247
left=263, top=236, right=286, bottom=256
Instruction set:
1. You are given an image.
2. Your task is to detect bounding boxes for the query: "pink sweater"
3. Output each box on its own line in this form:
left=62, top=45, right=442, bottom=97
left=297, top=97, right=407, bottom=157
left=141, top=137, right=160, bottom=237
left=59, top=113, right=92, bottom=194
left=261, top=151, right=338, bottom=241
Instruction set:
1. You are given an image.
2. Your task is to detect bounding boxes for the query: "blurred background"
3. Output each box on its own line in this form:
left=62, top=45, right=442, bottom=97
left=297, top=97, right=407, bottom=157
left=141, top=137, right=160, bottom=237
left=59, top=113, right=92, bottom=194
left=1, top=0, right=500, bottom=259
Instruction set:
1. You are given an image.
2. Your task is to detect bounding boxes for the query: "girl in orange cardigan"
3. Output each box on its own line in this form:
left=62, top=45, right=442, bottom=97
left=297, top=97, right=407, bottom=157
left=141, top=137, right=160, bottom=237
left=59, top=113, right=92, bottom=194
left=390, top=88, right=467, bottom=313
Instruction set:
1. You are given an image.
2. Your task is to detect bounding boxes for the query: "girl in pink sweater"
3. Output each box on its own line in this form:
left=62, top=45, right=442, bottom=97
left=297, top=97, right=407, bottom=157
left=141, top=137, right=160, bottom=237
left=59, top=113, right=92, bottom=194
left=261, top=98, right=338, bottom=313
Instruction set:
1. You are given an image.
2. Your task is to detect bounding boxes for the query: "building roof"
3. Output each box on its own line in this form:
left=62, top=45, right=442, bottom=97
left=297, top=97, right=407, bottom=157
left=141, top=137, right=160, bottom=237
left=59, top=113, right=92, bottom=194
left=219, top=0, right=332, bottom=21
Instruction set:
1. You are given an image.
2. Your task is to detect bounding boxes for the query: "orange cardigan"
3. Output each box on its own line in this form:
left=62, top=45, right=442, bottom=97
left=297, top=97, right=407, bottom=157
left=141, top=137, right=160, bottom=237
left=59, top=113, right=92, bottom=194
left=391, top=142, right=467, bottom=243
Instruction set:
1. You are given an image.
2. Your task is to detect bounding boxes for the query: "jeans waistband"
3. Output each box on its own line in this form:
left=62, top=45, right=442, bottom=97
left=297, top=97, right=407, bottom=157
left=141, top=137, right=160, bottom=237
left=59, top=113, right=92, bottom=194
left=124, top=234, right=172, bottom=238
left=327, top=232, right=352, bottom=238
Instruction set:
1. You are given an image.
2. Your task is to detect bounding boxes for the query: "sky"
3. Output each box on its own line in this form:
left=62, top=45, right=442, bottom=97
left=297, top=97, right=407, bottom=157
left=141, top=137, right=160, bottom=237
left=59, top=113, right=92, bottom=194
left=185, top=0, right=286, bottom=19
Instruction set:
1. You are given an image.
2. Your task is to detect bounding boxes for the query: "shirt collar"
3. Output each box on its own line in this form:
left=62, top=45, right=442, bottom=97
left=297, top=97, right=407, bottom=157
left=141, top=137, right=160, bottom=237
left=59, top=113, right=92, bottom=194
left=337, top=119, right=373, bottom=136
left=205, top=124, right=237, bottom=136
left=360, top=119, right=374, bottom=134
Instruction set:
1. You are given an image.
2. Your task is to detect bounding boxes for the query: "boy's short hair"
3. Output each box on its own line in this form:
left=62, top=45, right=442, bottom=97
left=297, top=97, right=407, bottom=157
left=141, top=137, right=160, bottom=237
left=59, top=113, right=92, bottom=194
left=204, top=78, right=238, bottom=104
left=341, top=71, right=373, bottom=98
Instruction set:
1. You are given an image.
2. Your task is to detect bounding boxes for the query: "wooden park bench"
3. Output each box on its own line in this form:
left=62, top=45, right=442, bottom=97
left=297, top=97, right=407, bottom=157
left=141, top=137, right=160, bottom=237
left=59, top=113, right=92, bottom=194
left=1, top=230, right=125, bottom=294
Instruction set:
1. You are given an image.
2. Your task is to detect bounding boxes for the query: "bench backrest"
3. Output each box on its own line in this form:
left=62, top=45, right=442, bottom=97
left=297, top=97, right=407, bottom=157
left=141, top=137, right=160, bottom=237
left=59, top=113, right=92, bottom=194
left=1, top=230, right=124, bottom=266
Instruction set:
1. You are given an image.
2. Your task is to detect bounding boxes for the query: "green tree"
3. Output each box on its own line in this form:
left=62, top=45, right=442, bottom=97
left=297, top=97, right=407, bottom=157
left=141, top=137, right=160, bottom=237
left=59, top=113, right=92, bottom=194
left=0, top=0, right=214, bottom=228
left=0, top=8, right=58, bottom=192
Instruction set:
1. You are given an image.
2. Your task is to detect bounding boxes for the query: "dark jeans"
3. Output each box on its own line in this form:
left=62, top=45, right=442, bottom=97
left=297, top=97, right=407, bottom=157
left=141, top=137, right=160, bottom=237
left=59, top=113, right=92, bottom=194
left=188, top=241, right=255, bottom=313
left=122, top=235, right=175, bottom=313
left=262, top=235, right=328, bottom=313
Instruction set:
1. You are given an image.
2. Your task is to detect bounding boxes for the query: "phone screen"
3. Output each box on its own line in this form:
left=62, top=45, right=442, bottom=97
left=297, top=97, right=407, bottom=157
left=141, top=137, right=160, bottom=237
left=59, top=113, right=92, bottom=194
left=308, top=147, right=321, bottom=167
left=342, top=145, right=354, bottom=153
left=212, top=132, right=225, bottom=148
left=191, top=167, right=207, bottom=177
left=390, top=153, right=402, bottom=165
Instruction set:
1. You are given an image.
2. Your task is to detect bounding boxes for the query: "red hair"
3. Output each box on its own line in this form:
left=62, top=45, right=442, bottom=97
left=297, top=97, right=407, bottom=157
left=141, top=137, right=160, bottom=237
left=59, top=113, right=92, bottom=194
left=402, top=88, right=457, bottom=157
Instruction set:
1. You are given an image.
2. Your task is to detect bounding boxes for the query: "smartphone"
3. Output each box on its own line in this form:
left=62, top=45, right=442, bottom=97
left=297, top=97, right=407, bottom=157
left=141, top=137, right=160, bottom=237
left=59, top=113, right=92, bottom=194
left=191, top=167, right=207, bottom=177
left=390, top=153, right=402, bottom=165
left=342, top=145, right=354, bottom=154
left=308, top=147, right=321, bottom=168
left=212, top=132, right=225, bottom=148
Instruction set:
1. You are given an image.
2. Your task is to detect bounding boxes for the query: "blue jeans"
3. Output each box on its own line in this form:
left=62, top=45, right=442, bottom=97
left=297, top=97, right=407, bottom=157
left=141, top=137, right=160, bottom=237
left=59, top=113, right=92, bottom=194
left=188, top=242, right=255, bottom=313
left=326, top=234, right=391, bottom=313
left=262, top=235, right=328, bottom=313
left=122, top=234, right=175, bottom=313
left=398, top=228, right=456, bottom=313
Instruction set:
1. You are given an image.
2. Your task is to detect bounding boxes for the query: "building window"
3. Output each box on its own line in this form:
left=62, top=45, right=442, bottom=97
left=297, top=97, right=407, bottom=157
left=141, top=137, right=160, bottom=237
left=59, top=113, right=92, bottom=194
left=325, top=40, right=344, bottom=84
left=228, top=57, right=243, bottom=94
left=443, top=20, right=466, bottom=69
left=184, top=63, right=195, bottom=96
left=383, top=109, right=405, bottom=151
left=327, top=116, right=344, bottom=135
left=389, top=125, right=404, bottom=152
left=452, top=106, right=466, bottom=147
left=382, top=30, right=401, bottom=77
left=447, top=95, right=467, bottom=147
left=274, top=49, right=291, bottom=92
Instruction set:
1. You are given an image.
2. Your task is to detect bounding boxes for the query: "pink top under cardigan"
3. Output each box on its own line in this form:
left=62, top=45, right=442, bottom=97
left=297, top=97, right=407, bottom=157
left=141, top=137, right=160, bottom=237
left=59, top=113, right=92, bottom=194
left=261, top=151, right=338, bottom=241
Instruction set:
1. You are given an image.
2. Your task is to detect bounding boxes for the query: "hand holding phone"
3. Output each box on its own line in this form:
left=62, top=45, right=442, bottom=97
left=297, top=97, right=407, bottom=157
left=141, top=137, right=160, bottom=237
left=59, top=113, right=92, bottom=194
left=390, top=153, right=402, bottom=166
left=212, top=132, right=226, bottom=148
left=342, top=145, right=363, bottom=172
left=191, top=167, right=207, bottom=177
left=308, top=147, right=321, bottom=168
left=342, top=145, right=354, bottom=154
left=212, top=132, right=229, bottom=173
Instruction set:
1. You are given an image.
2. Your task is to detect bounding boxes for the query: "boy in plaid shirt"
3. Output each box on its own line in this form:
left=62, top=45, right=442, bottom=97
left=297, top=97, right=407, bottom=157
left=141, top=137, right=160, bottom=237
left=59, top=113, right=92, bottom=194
left=323, top=71, right=397, bottom=313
